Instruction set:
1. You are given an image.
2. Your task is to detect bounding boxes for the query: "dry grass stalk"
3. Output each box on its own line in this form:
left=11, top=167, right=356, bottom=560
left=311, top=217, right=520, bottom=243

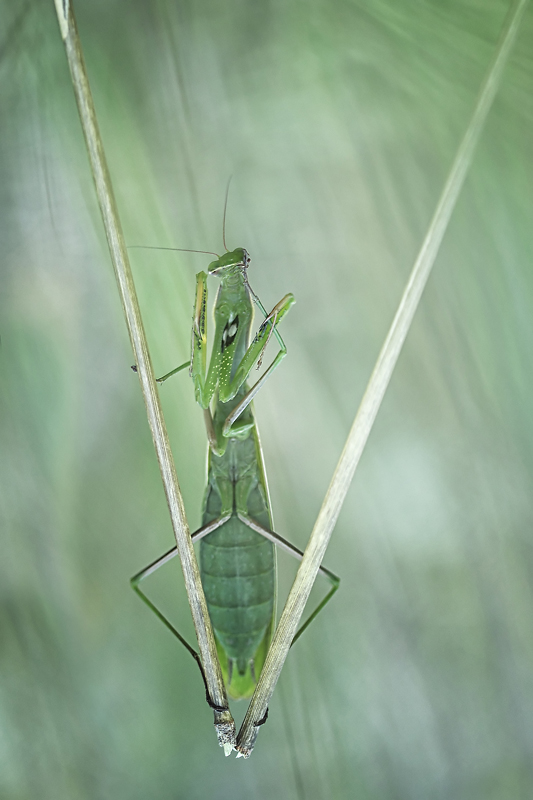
left=236, top=0, right=529, bottom=757
left=53, top=0, right=235, bottom=752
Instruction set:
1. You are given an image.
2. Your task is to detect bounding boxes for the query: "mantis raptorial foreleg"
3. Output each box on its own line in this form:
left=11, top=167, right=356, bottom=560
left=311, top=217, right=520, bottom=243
left=157, top=281, right=295, bottom=453
left=190, top=270, right=294, bottom=417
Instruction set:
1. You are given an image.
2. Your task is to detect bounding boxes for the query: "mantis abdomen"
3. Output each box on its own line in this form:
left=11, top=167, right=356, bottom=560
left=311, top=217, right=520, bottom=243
left=200, top=425, right=276, bottom=699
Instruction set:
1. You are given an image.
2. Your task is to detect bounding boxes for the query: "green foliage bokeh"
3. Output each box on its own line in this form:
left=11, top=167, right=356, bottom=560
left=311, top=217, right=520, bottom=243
left=1, top=1, right=532, bottom=798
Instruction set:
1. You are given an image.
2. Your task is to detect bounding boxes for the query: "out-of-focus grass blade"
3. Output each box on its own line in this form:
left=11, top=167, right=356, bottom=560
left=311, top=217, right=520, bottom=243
left=236, top=0, right=529, bottom=758
left=52, top=0, right=235, bottom=752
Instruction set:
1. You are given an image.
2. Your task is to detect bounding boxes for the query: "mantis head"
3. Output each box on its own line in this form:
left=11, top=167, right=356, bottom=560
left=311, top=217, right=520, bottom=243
left=208, top=247, right=250, bottom=278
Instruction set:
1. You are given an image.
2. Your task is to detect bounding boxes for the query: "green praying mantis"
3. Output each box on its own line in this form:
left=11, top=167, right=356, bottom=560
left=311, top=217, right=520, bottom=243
left=131, top=235, right=339, bottom=711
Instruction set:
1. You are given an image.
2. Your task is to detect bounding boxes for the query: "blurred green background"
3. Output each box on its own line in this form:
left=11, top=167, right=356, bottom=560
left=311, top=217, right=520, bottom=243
left=2, top=0, right=533, bottom=797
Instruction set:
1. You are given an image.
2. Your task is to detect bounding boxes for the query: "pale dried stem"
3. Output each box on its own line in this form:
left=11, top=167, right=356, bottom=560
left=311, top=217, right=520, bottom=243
left=53, top=0, right=235, bottom=749
left=236, top=0, right=529, bottom=757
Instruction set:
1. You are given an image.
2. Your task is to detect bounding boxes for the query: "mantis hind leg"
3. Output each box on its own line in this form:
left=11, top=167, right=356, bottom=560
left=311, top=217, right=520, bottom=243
left=130, top=515, right=230, bottom=710
left=237, top=513, right=340, bottom=645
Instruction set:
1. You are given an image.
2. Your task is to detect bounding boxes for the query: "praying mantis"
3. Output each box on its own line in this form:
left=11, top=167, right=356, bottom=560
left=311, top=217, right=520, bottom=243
left=130, top=242, right=339, bottom=720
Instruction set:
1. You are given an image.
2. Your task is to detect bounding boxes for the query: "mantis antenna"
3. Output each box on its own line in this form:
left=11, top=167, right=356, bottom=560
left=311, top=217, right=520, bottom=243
left=128, top=245, right=220, bottom=257
left=222, top=175, right=233, bottom=252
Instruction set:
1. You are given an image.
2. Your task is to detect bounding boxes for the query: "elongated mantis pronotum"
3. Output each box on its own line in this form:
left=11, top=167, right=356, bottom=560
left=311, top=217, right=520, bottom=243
left=130, top=241, right=339, bottom=737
